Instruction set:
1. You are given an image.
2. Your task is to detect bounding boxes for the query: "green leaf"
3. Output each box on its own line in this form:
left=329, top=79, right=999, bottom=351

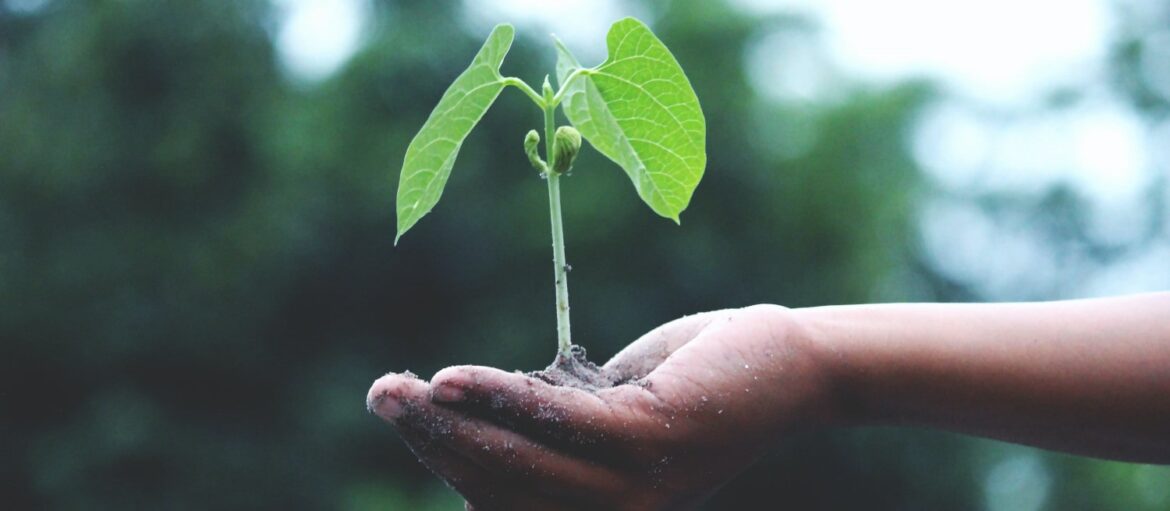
left=556, top=18, right=706, bottom=223
left=395, top=24, right=515, bottom=243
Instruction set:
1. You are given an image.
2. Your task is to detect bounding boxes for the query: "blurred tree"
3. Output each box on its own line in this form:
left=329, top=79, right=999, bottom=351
left=1, top=0, right=1165, bottom=509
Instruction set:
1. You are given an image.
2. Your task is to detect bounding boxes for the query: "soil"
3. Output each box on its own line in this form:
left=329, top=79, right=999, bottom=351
left=527, top=344, right=623, bottom=392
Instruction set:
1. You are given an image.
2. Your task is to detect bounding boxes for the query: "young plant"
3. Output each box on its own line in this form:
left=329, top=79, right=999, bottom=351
left=395, top=18, right=706, bottom=366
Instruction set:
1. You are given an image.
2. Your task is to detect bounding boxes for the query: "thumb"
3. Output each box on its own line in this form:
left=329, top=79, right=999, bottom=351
left=603, top=310, right=725, bottom=380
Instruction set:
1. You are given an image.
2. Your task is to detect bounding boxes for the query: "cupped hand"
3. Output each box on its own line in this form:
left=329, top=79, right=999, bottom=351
left=366, top=305, right=836, bottom=510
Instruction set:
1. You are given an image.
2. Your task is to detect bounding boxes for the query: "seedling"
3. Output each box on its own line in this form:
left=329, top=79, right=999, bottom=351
left=395, top=18, right=706, bottom=370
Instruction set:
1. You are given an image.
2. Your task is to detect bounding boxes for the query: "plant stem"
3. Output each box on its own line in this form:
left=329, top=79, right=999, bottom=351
left=548, top=68, right=591, bottom=106
left=543, top=101, right=572, bottom=359
left=503, top=77, right=545, bottom=108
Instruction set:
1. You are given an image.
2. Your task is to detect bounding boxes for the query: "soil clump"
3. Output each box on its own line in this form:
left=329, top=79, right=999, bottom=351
left=527, top=344, right=622, bottom=392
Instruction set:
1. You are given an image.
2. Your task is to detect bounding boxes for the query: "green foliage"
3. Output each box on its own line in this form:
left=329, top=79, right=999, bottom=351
left=392, top=18, right=709, bottom=356
left=395, top=24, right=515, bottom=243
left=396, top=17, right=707, bottom=241
left=556, top=18, right=706, bottom=222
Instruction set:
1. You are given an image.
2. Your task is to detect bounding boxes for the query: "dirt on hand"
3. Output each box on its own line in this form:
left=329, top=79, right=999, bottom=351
left=527, top=344, right=623, bottom=392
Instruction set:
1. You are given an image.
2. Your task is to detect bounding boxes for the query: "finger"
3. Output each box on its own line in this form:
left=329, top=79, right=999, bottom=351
left=395, top=417, right=500, bottom=503
left=367, top=371, right=428, bottom=422
left=368, top=373, right=505, bottom=502
left=397, top=422, right=570, bottom=510
left=370, top=374, right=601, bottom=505
left=430, top=366, right=659, bottom=450
left=603, top=310, right=726, bottom=379
left=405, top=391, right=628, bottom=497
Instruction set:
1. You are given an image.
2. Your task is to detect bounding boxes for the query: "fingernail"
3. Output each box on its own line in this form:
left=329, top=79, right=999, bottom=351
left=368, top=391, right=405, bottom=420
left=432, top=383, right=465, bottom=403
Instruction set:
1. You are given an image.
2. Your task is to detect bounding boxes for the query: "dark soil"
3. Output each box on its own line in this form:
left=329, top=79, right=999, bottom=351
left=527, top=344, right=622, bottom=392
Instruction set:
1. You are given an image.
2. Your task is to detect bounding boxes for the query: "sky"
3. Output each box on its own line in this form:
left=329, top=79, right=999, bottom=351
left=271, top=0, right=1169, bottom=299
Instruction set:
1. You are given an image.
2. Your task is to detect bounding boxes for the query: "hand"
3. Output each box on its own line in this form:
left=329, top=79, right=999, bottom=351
left=367, top=305, right=838, bottom=510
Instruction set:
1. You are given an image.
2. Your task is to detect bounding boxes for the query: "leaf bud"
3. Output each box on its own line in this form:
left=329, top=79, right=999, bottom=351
left=523, top=129, right=546, bottom=173
left=552, top=126, right=581, bottom=174
left=542, top=75, right=554, bottom=100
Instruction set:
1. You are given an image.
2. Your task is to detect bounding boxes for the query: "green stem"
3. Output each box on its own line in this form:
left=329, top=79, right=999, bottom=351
left=548, top=68, right=591, bottom=106
left=502, top=77, right=545, bottom=108
left=543, top=99, right=572, bottom=358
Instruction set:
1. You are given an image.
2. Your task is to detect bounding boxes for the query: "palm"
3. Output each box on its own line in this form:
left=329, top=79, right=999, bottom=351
left=367, top=305, right=826, bottom=510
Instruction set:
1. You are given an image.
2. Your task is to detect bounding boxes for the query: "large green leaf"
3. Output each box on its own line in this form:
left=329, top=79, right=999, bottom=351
left=556, top=18, right=706, bottom=223
left=395, top=24, right=514, bottom=243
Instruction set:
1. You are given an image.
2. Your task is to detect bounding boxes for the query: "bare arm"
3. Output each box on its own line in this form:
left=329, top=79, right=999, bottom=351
left=802, top=292, right=1170, bottom=463
left=368, top=293, right=1170, bottom=509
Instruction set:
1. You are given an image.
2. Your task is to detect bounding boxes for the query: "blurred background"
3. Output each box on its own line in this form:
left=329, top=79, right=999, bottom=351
left=2, top=0, right=1168, bottom=508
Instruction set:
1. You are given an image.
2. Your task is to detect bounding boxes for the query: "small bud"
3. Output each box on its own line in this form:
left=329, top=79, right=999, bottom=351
left=552, top=126, right=581, bottom=174
left=542, top=75, right=554, bottom=100
left=523, top=129, right=546, bottom=173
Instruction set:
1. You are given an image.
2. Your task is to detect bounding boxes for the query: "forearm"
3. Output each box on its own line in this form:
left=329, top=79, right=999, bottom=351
left=794, top=293, right=1170, bottom=463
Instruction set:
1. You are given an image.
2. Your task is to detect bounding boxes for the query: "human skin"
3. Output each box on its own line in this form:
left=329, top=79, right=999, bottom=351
left=366, top=292, right=1170, bottom=510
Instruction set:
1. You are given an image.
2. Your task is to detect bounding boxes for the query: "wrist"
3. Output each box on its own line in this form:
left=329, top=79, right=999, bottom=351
left=741, top=304, right=855, bottom=429
left=789, top=306, right=878, bottom=428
